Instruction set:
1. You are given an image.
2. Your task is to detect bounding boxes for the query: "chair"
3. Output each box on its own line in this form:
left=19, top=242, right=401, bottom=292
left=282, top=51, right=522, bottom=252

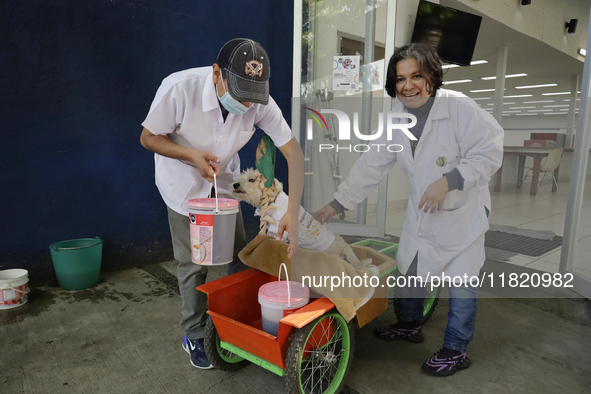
left=523, top=148, right=564, bottom=196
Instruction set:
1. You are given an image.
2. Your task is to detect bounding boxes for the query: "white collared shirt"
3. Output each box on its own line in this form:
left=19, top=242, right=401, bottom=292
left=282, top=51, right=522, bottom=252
left=142, top=67, right=292, bottom=216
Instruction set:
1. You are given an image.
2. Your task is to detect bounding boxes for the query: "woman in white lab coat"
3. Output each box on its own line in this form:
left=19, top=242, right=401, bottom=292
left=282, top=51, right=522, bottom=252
left=314, top=43, right=504, bottom=377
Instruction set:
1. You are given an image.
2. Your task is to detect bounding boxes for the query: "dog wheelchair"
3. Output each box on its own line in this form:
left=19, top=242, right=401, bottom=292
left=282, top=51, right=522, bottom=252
left=197, top=241, right=440, bottom=394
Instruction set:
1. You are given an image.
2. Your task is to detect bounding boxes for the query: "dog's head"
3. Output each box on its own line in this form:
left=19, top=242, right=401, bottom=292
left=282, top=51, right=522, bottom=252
left=229, top=168, right=283, bottom=208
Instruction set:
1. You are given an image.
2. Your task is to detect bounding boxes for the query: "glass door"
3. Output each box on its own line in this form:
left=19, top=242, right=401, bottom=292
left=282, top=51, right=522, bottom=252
left=560, top=5, right=591, bottom=300
left=294, top=0, right=396, bottom=237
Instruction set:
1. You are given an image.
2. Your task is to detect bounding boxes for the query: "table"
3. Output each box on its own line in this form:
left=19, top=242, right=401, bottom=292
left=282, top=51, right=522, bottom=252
left=494, top=147, right=569, bottom=196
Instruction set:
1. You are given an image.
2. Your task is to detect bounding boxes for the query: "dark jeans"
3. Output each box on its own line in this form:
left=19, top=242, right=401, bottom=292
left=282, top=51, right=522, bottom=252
left=399, top=254, right=478, bottom=353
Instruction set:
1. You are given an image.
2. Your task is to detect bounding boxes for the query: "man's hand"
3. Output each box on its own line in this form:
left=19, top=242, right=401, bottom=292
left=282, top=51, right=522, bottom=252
left=314, top=204, right=337, bottom=225
left=419, top=176, right=449, bottom=213
left=190, top=150, right=221, bottom=182
left=276, top=210, right=298, bottom=258
left=140, top=129, right=221, bottom=183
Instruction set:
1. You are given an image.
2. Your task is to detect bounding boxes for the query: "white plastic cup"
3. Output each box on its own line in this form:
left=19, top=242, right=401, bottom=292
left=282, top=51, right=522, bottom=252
left=258, top=280, right=309, bottom=336
left=0, top=269, right=30, bottom=310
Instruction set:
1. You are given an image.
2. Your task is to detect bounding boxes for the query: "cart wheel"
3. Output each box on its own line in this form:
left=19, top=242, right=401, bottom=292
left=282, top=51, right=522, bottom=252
left=391, top=285, right=441, bottom=326
left=285, top=310, right=354, bottom=394
left=204, top=317, right=248, bottom=372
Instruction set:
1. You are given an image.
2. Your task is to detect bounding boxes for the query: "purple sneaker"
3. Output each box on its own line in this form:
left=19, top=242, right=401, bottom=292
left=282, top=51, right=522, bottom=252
left=374, top=321, right=424, bottom=343
left=422, top=348, right=471, bottom=377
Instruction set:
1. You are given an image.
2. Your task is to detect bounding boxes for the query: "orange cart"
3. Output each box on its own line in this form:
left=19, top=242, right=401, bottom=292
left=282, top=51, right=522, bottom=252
left=197, top=243, right=401, bottom=394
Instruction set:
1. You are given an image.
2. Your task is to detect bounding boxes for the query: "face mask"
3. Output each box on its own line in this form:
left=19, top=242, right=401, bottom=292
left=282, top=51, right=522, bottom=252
left=216, top=74, right=250, bottom=115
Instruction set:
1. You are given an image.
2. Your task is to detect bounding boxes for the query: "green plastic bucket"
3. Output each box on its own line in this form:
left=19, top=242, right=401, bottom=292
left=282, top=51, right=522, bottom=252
left=49, top=237, right=103, bottom=290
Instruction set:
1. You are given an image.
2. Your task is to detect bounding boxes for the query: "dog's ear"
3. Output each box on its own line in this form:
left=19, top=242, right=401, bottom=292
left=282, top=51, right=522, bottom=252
left=256, top=174, right=266, bottom=189
left=270, top=178, right=283, bottom=195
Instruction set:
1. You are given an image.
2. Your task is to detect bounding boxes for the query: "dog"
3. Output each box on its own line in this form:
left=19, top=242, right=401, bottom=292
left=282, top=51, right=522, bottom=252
left=230, top=168, right=372, bottom=270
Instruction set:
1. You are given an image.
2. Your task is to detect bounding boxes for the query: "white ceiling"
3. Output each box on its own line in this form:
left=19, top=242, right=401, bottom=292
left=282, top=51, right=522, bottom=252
left=438, top=0, right=586, bottom=115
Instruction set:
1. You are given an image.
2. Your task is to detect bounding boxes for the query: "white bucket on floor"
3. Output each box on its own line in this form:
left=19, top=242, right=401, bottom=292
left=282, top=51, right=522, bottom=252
left=258, top=263, right=309, bottom=336
left=0, top=269, right=30, bottom=310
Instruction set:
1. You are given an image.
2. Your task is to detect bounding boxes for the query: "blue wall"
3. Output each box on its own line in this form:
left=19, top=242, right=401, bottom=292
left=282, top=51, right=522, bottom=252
left=0, top=1, right=294, bottom=284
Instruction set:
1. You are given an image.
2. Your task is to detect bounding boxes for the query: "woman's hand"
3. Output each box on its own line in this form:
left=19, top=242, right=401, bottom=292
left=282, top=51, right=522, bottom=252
left=314, top=204, right=337, bottom=225
left=190, top=150, right=221, bottom=182
left=419, top=177, right=449, bottom=213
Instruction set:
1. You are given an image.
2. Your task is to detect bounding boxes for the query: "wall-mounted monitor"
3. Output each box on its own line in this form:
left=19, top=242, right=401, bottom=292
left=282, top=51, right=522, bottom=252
left=411, top=0, right=482, bottom=66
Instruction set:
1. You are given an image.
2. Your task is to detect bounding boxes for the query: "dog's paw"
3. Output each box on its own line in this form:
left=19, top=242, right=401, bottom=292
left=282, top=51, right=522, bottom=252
left=360, top=258, right=373, bottom=267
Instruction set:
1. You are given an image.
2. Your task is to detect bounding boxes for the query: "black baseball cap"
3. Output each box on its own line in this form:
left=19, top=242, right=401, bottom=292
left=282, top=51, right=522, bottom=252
left=216, top=38, right=270, bottom=105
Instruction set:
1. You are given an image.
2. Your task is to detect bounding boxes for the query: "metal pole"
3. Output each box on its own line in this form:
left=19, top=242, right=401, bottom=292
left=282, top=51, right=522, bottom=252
left=565, top=74, right=580, bottom=148
left=356, top=0, right=377, bottom=225
left=493, top=46, right=508, bottom=124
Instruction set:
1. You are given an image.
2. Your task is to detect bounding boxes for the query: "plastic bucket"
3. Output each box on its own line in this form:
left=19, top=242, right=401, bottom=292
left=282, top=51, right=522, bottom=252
left=0, top=269, right=30, bottom=309
left=258, top=264, right=309, bottom=336
left=49, top=237, right=102, bottom=290
left=188, top=198, right=239, bottom=266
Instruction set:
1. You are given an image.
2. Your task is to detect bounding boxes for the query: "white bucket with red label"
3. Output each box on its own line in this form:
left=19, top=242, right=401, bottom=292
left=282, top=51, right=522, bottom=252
left=187, top=196, right=239, bottom=266
left=0, top=269, right=30, bottom=310
left=258, top=263, right=310, bottom=336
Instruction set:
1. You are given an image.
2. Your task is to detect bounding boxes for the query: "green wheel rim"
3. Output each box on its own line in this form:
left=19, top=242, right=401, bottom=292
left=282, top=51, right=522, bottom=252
left=298, top=313, right=351, bottom=394
left=216, top=333, right=244, bottom=364
left=423, top=286, right=438, bottom=316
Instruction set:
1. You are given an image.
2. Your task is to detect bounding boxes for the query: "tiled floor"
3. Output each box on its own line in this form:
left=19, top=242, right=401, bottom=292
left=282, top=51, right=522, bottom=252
left=366, top=177, right=591, bottom=277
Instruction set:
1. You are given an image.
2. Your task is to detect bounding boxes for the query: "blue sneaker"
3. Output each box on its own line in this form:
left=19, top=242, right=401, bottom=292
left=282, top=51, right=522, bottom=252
left=182, top=335, right=214, bottom=369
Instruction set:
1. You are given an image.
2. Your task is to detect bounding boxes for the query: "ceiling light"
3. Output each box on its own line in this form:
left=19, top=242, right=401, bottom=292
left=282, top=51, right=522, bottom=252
left=443, top=79, right=472, bottom=85
left=443, top=60, right=487, bottom=69
left=481, top=73, right=527, bottom=80
left=515, top=83, right=558, bottom=89
left=472, top=97, right=491, bottom=101
left=543, top=105, right=570, bottom=108
left=544, top=112, right=566, bottom=115
left=563, top=98, right=581, bottom=101
left=510, top=106, right=536, bottom=109
left=470, top=88, right=496, bottom=93
left=523, top=100, right=554, bottom=103
left=504, top=94, right=533, bottom=98
left=542, top=92, right=571, bottom=96
left=516, top=113, right=537, bottom=116
left=502, top=111, right=522, bottom=113
left=579, top=48, right=586, bottom=57
left=528, top=109, right=553, bottom=112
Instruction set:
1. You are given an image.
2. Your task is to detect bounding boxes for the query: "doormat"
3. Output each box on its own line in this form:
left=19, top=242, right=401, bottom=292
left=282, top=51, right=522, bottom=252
left=485, top=247, right=519, bottom=263
left=484, top=231, right=563, bottom=257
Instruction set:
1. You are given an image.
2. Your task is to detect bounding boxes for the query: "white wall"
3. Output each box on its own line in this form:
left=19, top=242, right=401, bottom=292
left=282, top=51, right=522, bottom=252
left=453, top=0, right=589, bottom=61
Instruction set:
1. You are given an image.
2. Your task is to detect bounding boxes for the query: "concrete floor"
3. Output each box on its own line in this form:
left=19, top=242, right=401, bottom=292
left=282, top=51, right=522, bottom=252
left=2, top=262, right=591, bottom=394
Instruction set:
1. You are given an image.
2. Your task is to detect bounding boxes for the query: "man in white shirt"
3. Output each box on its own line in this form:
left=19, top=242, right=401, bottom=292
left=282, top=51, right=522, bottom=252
left=140, top=38, right=303, bottom=369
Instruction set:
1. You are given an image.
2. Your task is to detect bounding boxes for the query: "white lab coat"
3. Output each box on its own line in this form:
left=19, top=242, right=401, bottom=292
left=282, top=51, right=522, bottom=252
left=334, top=89, right=504, bottom=280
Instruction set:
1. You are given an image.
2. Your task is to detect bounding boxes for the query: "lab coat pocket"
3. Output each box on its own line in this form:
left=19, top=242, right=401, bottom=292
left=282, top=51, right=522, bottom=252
left=433, top=197, right=487, bottom=248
